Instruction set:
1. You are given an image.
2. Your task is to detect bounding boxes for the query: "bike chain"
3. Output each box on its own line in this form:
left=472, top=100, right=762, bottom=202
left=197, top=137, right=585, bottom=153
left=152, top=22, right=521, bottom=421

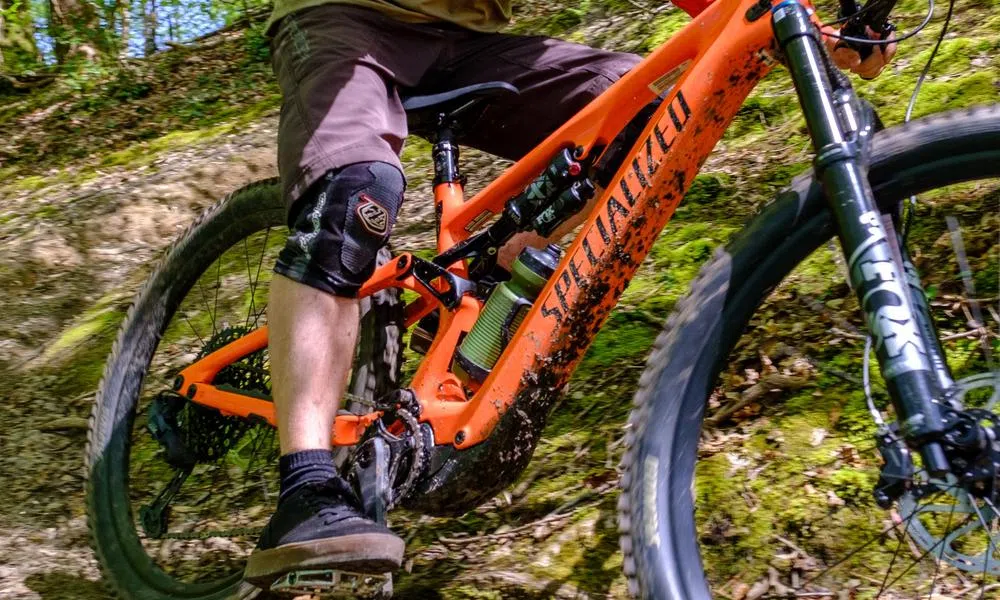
left=160, top=526, right=263, bottom=540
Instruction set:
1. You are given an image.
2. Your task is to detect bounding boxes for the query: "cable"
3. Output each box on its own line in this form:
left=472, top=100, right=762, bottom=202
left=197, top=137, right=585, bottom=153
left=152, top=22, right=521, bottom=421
left=900, top=0, right=956, bottom=244
left=823, top=0, right=935, bottom=46
left=904, top=0, right=954, bottom=122
left=823, top=0, right=893, bottom=26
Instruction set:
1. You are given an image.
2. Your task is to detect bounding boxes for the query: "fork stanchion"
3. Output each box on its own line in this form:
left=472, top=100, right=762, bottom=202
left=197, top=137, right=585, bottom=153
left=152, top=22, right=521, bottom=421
left=772, top=0, right=949, bottom=476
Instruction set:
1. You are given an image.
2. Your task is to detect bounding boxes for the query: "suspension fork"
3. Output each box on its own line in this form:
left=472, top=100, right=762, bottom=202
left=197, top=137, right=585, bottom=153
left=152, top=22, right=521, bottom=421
left=771, top=1, right=951, bottom=475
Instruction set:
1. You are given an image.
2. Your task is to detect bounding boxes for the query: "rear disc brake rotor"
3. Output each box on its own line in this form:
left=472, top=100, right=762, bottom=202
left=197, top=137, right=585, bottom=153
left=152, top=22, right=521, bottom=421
left=182, top=325, right=271, bottom=461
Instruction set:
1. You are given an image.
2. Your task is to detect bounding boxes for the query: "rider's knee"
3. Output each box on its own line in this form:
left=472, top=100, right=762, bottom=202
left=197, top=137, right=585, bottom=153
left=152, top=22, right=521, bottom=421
left=274, top=161, right=405, bottom=297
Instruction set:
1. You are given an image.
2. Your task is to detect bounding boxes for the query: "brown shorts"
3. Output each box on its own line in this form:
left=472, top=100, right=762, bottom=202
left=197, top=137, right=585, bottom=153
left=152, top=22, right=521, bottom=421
left=270, top=3, right=641, bottom=205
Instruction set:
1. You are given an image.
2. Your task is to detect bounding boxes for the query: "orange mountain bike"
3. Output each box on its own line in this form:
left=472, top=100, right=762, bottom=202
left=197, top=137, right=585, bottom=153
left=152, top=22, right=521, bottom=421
left=86, top=0, right=1000, bottom=597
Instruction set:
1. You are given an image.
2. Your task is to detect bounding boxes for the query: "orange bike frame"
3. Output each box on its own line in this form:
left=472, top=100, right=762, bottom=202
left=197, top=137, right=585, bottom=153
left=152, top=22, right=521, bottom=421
left=177, top=0, right=801, bottom=448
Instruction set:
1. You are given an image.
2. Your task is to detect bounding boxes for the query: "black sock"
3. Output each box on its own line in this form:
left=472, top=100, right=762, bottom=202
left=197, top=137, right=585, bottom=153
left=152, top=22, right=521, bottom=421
left=279, top=449, right=339, bottom=502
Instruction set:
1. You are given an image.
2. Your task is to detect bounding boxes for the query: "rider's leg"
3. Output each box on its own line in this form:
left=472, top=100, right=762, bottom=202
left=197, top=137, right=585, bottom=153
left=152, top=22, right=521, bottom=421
left=269, top=277, right=359, bottom=456
left=248, top=161, right=408, bottom=586
left=248, top=4, right=444, bottom=586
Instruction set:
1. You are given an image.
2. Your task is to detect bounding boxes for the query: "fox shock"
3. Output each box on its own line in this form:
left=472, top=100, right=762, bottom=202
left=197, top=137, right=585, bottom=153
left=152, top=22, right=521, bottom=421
left=433, top=147, right=594, bottom=277
left=772, top=2, right=950, bottom=474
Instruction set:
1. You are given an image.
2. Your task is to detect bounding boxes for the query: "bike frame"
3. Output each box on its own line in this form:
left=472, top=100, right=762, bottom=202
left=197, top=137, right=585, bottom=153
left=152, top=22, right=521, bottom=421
left=174, top=0, right=945, bottom=459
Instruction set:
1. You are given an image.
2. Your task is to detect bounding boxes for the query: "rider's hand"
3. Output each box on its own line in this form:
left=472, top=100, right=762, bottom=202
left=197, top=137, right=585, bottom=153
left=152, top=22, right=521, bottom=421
left=822, top=26, right=897, bottom=79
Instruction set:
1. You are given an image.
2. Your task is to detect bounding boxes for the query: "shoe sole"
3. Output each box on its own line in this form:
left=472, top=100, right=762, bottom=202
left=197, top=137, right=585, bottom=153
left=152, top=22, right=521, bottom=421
left=243, top=533, right=405, bottom=587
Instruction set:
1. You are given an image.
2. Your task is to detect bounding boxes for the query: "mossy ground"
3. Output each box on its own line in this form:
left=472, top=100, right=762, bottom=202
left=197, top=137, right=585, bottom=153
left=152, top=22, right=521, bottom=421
left=1, top=0, right=998, bottom=597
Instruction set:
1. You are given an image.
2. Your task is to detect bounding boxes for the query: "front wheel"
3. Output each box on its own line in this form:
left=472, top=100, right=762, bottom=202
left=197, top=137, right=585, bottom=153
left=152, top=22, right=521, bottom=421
left=620, top=106, right=1000, bottom=598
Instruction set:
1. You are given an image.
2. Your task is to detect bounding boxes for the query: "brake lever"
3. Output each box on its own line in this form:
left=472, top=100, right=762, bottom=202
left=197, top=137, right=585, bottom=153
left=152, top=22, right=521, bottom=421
left=838, top=0, right=897, bottom=61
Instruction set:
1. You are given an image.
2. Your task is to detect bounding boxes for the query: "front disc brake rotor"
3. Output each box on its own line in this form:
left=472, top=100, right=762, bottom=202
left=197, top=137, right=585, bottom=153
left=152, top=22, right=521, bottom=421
left=896, top=373, right=1000, bottom=574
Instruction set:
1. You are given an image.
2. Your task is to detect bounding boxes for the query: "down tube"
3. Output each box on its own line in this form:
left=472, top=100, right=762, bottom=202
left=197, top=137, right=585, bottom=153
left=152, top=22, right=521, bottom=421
left=454, top=16, right=780, bottom=449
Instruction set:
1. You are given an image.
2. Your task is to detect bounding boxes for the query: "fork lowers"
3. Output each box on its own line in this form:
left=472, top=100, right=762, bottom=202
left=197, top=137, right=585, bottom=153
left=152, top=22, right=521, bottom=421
left=771, top=1, right=950, bottom=475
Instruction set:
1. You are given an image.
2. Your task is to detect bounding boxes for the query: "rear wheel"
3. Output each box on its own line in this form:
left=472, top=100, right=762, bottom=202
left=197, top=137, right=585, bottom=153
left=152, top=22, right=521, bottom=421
left=620, top=106, right=1000, bottom=598
left=85, top=179, right=402, bottom=600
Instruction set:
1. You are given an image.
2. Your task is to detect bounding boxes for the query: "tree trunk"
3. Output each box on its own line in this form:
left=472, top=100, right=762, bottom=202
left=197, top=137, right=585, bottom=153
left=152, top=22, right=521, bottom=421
left=49, top=0, right=106, bottom=63
left=143, top=0, right=156, bottom=56
left=1, top=0, right=42, bottom=70
left=118, top=0, right=129, bottom=58
left=1, top=0, right=6, bottom=72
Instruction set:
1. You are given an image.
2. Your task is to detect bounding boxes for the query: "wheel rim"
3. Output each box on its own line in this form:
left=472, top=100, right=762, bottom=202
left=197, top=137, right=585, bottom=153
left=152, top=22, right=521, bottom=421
left=125, top=223, right=283, bottom=588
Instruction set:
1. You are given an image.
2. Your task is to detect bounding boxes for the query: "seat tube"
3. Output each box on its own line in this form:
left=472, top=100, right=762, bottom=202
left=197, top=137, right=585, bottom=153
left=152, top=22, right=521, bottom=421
left=771, top=1, right=950, bottom=474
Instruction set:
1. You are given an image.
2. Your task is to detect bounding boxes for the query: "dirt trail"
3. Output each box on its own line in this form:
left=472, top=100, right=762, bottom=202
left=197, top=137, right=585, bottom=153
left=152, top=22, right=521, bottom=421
left=0, top=115, right=279, bottom=598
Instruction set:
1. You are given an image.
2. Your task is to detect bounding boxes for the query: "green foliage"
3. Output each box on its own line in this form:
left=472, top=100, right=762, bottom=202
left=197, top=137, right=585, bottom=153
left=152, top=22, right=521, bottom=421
left=684, top=173, right=733, bottom=204
left=544, top=2, right=591, bottom=35
left=242, top=25, right=271, bottom=64
left=827, top=468, right=876, bottom=504
left=0, top=0, right=41, bottom=71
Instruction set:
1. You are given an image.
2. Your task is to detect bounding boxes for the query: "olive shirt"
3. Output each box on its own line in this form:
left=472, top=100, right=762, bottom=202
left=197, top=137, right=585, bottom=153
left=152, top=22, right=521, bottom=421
left=267, top=0, right=513, bottom=33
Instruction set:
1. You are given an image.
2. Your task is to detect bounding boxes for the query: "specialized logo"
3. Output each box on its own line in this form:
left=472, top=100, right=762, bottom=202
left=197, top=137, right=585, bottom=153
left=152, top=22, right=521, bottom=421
left=356, top=194, right=389, bottom=235
left=540, top=90, right=691, bottom=324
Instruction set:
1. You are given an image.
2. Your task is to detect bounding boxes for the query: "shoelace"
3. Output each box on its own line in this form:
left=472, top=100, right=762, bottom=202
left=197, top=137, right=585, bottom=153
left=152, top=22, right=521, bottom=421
left=301, top=480, right=366, bottom=526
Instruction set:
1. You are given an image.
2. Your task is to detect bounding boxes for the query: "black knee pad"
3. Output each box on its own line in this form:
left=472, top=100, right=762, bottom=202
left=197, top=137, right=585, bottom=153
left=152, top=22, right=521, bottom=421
left=275, top=161, right=405, bottom=297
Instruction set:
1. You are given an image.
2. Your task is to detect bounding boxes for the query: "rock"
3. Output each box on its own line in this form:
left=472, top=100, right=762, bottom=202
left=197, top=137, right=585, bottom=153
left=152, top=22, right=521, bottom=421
left=731, top=582, right=750, bottom=600
left=746, top=578, right=770, bottom=600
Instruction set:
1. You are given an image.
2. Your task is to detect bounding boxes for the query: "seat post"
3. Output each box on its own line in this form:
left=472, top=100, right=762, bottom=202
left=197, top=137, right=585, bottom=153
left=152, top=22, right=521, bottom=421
left=432, top=117, right=462, bottom=186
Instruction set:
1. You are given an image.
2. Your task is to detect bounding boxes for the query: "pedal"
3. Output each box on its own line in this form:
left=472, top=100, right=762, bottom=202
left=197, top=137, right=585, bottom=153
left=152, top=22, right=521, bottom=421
left=269, top=569, right=392, bottom=599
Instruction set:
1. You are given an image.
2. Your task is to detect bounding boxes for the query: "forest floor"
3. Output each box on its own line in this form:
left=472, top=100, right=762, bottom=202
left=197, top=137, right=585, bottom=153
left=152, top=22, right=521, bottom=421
left=1, top=1, right=998, bottom=599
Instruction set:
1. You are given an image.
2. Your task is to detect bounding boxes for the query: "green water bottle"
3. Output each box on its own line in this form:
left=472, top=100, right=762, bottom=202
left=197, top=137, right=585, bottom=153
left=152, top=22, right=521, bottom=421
left=454, top=244, right=561, bottom=384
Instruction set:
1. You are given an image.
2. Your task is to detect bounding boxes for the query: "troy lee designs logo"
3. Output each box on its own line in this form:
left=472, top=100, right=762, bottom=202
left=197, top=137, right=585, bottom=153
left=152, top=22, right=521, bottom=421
left=539, top=90, right=691, bottom=324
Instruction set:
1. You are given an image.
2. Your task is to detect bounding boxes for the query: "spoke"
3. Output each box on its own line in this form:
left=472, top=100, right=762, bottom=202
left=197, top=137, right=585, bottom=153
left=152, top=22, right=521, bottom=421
left=181, top=312, right=205, bottom=346
left=970, top=500, right=996, bottom=600
left=245, top=228, right=272, bottom=328
left=802, top=496, right=925, bottom=589
left=254, top=228, right=271, bottom=293
left=800, top=481, right=963, bottom=591
left=877, top=510, right=908, bottom=597
left=252, top=302, right=268, bottom=329
left=927, top=498, right=959, bottom=599
left=243, top=237, right=256, bottom=329
left=197, top=271, right=217, bottom=336
left=946, top=216, right=996, bottom=374
left=212, top=257, right=222, bottom=332
left=883, top=513, right=974, bottom=593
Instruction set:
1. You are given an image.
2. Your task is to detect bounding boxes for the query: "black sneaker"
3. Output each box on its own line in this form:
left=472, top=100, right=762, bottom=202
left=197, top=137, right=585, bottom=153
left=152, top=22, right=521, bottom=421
left=244, top=477, right=404, bottom=587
